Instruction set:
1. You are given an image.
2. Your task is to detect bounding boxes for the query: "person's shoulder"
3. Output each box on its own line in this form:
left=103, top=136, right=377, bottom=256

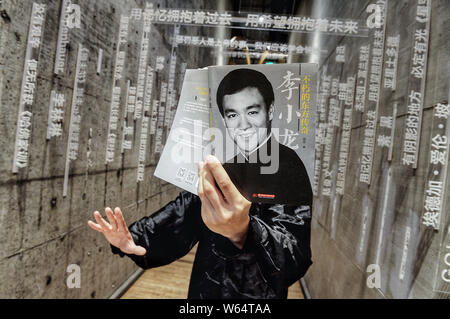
left=277, top=141, right=297, bottom=155
left=276, top=141, right=306, bottom=165
left=271, top=139, right=313, bottom=205
left=275, top=140, right=310, bottom=184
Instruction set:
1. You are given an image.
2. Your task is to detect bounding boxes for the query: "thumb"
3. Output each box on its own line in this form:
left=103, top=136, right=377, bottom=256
left=132, top=245, right=147, bottom=256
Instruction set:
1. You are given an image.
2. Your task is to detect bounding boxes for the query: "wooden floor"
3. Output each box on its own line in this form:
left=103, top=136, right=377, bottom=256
left=121, top=245, right=304, bottom=299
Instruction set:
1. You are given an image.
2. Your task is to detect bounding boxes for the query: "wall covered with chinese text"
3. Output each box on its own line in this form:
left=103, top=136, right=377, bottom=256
left=0, top=0, right=449, bottom=299
left=0, top=0, right=216, bottom=298
left=305, top=0, right=449, bottom=298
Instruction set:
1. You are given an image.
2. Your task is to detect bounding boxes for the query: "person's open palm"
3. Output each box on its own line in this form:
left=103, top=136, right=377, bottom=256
left=87, top=207, right=146, bottom=256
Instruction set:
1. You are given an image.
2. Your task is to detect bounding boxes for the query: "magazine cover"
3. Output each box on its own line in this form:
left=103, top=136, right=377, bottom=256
left=208, top=63, right=317, bottom=205
left=154, top=69, right=211, bottom=195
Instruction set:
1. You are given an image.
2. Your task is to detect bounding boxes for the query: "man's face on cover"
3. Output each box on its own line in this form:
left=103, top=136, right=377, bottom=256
left=222, top=87, right=273, bottom=155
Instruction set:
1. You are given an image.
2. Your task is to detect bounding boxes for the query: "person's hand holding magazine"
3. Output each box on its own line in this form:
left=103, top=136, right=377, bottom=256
left=198, top=155, right=252, bottom=250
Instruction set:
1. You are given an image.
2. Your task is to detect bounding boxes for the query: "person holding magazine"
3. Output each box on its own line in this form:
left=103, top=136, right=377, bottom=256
left=88, top=64, right=314, bottom=299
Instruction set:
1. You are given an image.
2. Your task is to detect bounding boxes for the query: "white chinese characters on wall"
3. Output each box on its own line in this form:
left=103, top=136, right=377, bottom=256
left=355, top=45, right=370, bottom=112
left=359, top=0, right=387, bottom=184
left=106, top=15, right=130, bottom=164
left=336, top=77, right=355, bottom=195
left=63, top=45, right=89, bottom=197
left=422, top=102, right=449, bottom=230
left=401, top=0, right=431, bottom=168
left=335, top=45, right=345, bottom=63
left=383, top=35, right=400, bottom=90
left=139, top=8, right=364, bottom=36
left=13, top=3, right=46, bottom=173
left=46, top=91, right=66, bottom=139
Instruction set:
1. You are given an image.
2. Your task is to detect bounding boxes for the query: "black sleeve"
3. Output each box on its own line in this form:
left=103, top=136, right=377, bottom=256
left=110, top=191, right=202, bottom=269
left=213, top=202, right=313, bottom=289
left=246, top=203, right=313, bottom=288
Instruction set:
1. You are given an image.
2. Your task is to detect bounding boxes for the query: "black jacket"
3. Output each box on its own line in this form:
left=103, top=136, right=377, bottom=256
left=110, top=191, right=312, bottom=299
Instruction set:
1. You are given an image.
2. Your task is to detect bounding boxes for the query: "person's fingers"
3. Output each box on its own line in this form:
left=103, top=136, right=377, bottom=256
left=198, top=162, right=221, bottom=222
left=199, top=161, right=220, bottom=226
left=205, top=155, right=240, bottom=203
left=198, top=161, right=205, bottom=198
left=114, top=207, right=128, bottom=233
left=199, top=171, right=220, bottom=227
left=94, top=211, right=112, bottom=231
left=200, top=193, right=216, bottom=227
left=87, top=220, right=104, bottom=233
left=131, top=245, right=147, bottom=256
left=105, top=207, right=118, bottom=231
left=198, top=164, right=212, bottom=218
left=202, top=165, right=225, bottom=212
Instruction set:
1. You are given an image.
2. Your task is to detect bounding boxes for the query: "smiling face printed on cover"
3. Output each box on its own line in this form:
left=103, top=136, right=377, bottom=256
left=217, top=69, right=275, bottom=156
left=222, top=87, right=274, bottom=155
